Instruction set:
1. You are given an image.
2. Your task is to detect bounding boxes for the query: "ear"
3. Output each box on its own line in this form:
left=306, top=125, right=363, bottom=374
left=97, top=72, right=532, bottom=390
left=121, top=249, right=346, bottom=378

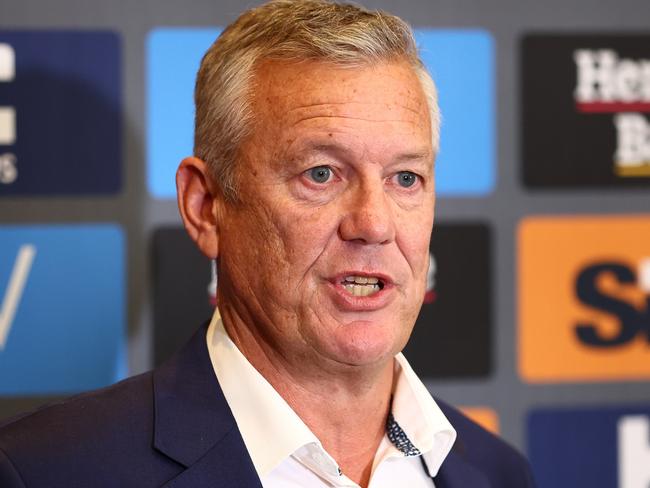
left=176, top=157, right=222, bottom=259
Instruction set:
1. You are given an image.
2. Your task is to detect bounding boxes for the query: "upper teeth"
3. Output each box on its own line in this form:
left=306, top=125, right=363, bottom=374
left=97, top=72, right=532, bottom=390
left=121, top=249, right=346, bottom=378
left=341, top=276, right=382, bottom=297
left=343, top=276, right=379, bottom=285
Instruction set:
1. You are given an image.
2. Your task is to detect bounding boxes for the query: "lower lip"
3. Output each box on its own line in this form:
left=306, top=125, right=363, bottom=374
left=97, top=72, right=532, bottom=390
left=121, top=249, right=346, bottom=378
left=326, top=281, right=395, bottom=311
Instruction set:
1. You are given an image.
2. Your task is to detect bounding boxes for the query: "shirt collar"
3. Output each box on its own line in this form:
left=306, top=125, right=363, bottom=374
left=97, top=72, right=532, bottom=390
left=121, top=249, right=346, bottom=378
left=206, top=308, right=456, bottom=480
left=206, top=310, right=325, bottom=479
left=391, top=353, right=457, bottom=476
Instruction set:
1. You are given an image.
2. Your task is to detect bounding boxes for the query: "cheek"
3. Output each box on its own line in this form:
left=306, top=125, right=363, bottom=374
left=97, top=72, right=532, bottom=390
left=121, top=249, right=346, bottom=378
left=222, top=200, right=338, bottom=311
left=399, top=214, right=433, bottom=277
left=273, top=204, right=339, bottom=263
left=220, top=203, right=289, bottom=293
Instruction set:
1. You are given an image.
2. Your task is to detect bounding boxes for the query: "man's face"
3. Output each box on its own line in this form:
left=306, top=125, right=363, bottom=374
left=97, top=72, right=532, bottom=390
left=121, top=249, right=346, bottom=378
left=216, top=59, right=435, bottom=372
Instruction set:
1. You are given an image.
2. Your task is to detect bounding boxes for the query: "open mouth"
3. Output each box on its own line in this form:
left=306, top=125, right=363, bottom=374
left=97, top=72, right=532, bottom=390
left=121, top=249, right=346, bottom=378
left=340, top=275, right=385, bottom=297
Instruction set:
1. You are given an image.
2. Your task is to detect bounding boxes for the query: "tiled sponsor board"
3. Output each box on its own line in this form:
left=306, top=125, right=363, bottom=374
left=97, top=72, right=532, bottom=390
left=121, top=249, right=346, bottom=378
left=0, top=31, right=121, bottom=195
left=522, top=35, right=650, bottom=188
left=518, top=215, right=650, bottom=382
left=0, top=225, right=126, bottom=395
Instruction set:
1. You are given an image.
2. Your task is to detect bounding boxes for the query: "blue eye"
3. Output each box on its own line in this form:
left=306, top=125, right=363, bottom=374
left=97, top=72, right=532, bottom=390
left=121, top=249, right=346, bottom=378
left=396, top=171, right=417, bottom=188
left=308, top=166, right=331, bottom=183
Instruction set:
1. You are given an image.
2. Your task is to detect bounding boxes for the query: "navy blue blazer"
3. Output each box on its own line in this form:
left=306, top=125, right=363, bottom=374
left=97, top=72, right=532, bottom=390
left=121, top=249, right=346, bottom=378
left=0, top=323, right=535, bottom=487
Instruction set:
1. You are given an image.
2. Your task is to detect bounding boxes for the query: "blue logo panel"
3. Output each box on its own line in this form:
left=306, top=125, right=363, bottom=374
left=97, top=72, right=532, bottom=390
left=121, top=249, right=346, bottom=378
left=528, top=405, right=650, bottom=488
left=0, top=225, right=126, bottom=395
left=147, top=28, right=221, bottom=198
left=415, top=30, right=495, bottom=196
left=147, top=28, right=494, bottom=198
left=0, top=31, right=121, bottom=196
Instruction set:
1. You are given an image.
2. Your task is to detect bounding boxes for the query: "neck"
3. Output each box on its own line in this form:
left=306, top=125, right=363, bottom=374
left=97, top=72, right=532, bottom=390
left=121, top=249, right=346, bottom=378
left=275, top=362, right=393, bottom=487
left=219, top=305, right=394, bottom=488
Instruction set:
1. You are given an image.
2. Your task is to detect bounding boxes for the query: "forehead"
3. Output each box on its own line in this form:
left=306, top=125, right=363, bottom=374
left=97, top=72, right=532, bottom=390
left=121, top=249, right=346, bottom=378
left=250, top=59, right=431, bottom=135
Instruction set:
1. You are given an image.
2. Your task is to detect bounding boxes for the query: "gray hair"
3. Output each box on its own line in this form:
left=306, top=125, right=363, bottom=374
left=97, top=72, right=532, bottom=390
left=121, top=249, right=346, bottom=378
left=194, top=0, right=439, bottom=201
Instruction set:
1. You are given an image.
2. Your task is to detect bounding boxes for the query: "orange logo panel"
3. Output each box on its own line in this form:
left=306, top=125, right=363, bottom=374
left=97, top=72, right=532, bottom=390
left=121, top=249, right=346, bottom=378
left=459, top=406, right=500, bottom=434
left=518, top=215, right=650, bottom=382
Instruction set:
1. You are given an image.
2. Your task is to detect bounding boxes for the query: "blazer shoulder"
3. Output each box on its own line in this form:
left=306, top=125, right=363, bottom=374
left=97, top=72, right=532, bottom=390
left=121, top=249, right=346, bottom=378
left=0, top=371, right=180, bottom=487
left=436, top=398, right=537, bottom=488
left=0, top=446, right=26, bottom=488
left=0, top=371, right=154, bottom=445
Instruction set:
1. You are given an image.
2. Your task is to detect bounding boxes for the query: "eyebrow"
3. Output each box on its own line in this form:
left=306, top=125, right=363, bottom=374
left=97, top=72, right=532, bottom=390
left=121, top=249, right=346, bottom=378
left=304, top=142, right=433, bottom=165
left=394, top=151, right=433, bottom=163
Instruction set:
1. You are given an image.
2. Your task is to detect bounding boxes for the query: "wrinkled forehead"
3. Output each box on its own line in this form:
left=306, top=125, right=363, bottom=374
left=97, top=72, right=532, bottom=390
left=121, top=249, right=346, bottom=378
left=250, top=59, right=431, bottom=131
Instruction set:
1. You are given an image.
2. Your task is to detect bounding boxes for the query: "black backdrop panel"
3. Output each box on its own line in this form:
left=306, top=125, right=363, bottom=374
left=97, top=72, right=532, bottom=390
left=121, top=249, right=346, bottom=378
left=404, top=222, right=492, bottom=378
left=152, top=227, right=213, bottom=366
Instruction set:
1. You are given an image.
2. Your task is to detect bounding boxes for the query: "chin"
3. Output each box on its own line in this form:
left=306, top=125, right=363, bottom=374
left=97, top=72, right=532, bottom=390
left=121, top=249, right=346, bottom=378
left=326, top=319, right=406, bottom=367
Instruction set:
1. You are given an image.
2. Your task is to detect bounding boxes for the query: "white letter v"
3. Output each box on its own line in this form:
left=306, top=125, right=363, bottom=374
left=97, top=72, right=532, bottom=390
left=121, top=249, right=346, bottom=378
left=0, top=244, right=36, bottom=350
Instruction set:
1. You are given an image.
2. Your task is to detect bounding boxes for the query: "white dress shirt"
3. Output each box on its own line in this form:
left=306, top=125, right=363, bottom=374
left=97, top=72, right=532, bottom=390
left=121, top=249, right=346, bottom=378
left=206, top=310, right=456, bottom=487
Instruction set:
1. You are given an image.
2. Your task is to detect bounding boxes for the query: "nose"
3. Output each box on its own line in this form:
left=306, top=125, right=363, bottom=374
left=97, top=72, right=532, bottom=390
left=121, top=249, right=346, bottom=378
left=338, top=179, right=395, bottom=245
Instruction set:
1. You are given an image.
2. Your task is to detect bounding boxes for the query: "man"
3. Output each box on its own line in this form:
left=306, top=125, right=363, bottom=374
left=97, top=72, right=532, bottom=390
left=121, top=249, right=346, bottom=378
left=0, top=1, right=535, bottom=487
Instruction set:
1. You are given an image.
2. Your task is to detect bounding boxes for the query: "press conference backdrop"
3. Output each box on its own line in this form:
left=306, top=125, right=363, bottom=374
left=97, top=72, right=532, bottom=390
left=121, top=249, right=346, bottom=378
left=1, top=0, right=649, bottom=486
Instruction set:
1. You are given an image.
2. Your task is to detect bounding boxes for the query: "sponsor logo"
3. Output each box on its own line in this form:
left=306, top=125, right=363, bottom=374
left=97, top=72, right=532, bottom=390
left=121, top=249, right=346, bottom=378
left=423, top=252, right=437, bottom=304
left=207, top=259, right=218, bottom=306
left=618, top=415, right=650, bottom=488
left=528, top=406, right=650, bottom=488
left=0, top=225, right=126, bottom=394
left=0, top=43, right=16, bottom=184
left=613, top=113, right=650, bottom=176
left=574, top=49, right=650, bottom=112
left=518, top=215, right=650, bottom=382
left=0, top=244, right=35, bottom=350
left=0, top=31, right=121, bottom=196
left=147, top=28, right=495, bottom=197
left=522, top=35, right=650, bottom=187
left=574, top=49, right=650, bottom=177
left=575, top=259, right=650, bottom=348
left=403, top=223, right=491, bottom=378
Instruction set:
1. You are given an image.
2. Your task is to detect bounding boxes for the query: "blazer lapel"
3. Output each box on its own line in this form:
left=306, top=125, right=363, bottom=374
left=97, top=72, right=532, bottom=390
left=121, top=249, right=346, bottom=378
left=152, top=322, right=262, bottom=488
left=433, top=449, right=491, bottom=488
left=161, top=427, right=262, bottom=488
